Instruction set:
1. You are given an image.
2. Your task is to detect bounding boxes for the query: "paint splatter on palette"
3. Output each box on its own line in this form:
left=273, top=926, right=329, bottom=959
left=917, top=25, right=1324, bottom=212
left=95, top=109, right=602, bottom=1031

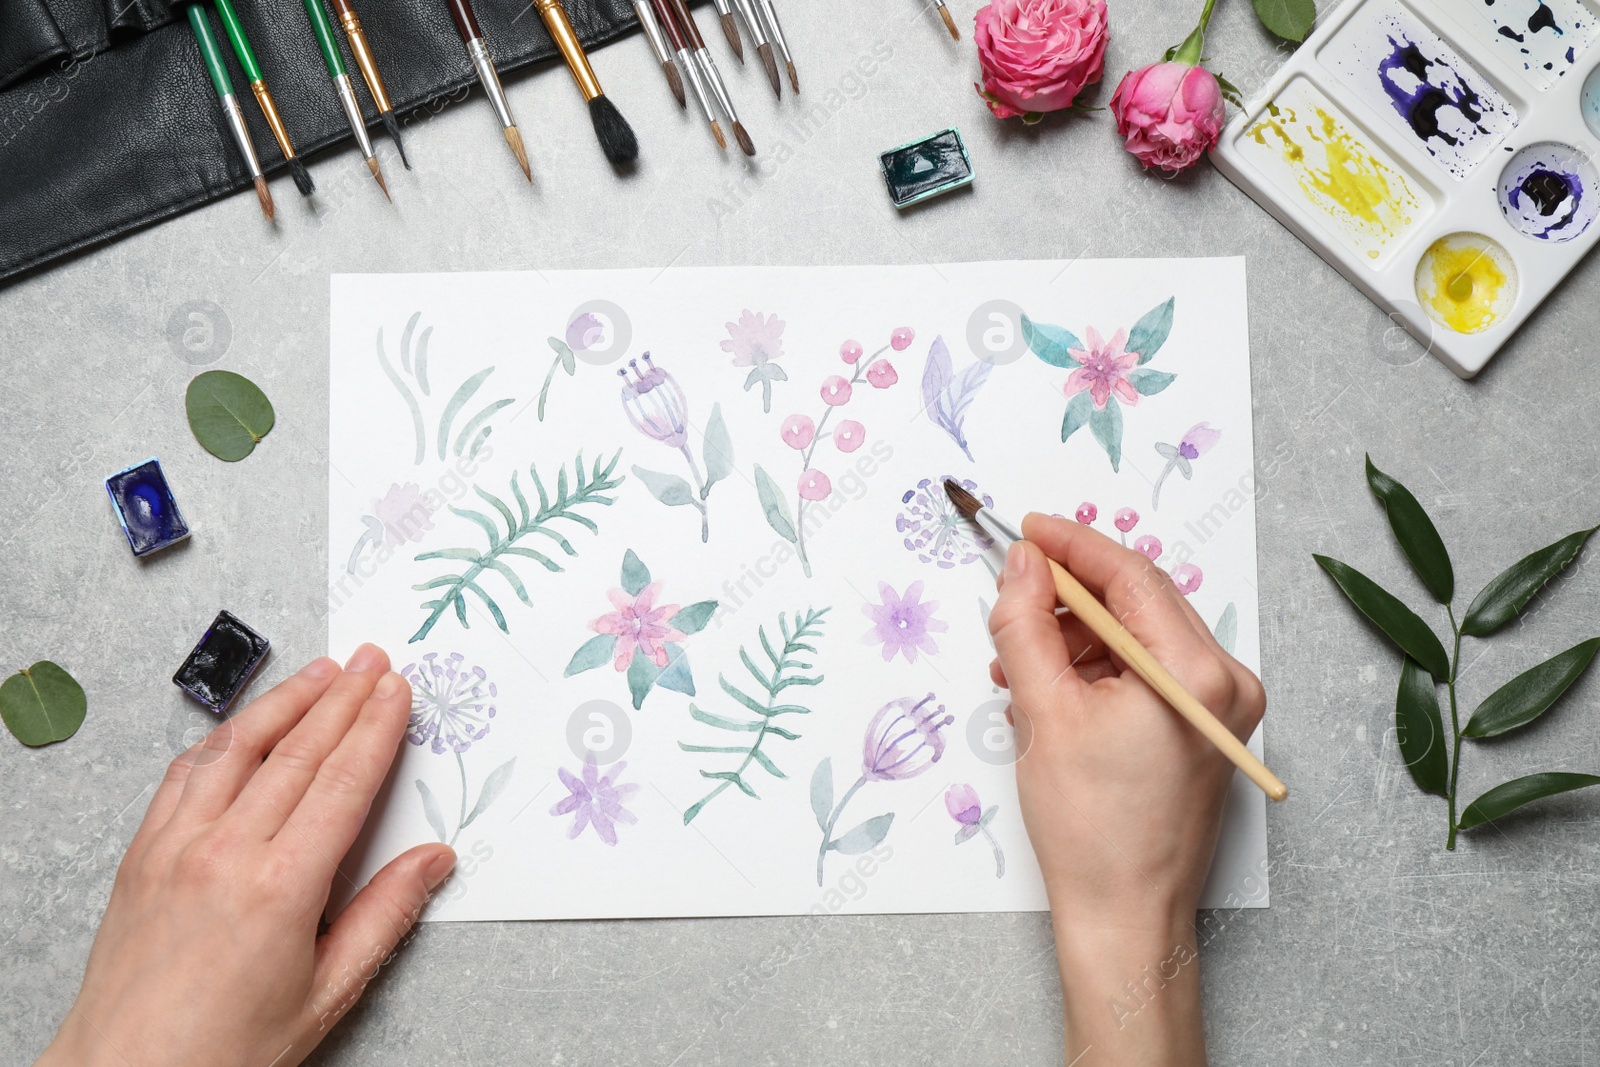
left=1212, top=0, right=1600, bottom=378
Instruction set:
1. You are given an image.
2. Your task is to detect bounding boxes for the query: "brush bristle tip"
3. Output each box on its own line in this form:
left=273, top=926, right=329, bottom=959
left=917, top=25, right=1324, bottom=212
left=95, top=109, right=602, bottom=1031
left=786, top=60, right=798, bottom=93
left=942, top=480, right=983, bottom=520
left=732, top=121, right=755, bottom=156
left=287, top=157, right=315, bottom=197
left=254, top=176, right=275, bottom=221
left=381, top=111, right=411, bottom=170
left=588, top=94, right=639, bottom=166
left=664, top=62, right=686, bottom=108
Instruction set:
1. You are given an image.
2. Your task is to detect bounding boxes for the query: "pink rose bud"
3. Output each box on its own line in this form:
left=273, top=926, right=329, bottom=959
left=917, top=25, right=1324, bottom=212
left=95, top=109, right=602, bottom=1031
left=780, top=414, right=815, bottom=449
left=973, top=0, right=1108, bottom=121
left=840, top=340, right=864, bottom=364
left=1133, top=534, right=1163, bottom=561
left=889, top=327, right=915, bottom=351
left=1114, top=507, right=1139, bottom=532
left=798, top=469, right=832, bottom=501
left=1075, top=502, right=1097, bottom=524
left=833, top=419, right=865, bottom=453
left=1110, top=61, right=1226, bottom=172
left=1171, top=562, right=1204, bottom=595
left=866, top=360, right=898, bottom=388
left=820, top=375, right=853, bottom=406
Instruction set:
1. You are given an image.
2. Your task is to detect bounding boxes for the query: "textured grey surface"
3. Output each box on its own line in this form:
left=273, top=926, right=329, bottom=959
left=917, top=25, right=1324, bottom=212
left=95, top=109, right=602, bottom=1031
left=4, top=0, right=1600, bottom=1063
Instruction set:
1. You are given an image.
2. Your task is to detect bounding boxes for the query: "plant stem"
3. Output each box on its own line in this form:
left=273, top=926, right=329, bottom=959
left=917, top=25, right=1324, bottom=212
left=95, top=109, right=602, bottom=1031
left=1173, top=0, right=1217, bottom=65
left=536, top=355, right=562, bottom=421
left=981, top=825, right=1005, bottom=879
left=816, top=775, right=868, bottom=886
left=678, top=444, right=710, bottom=542
left=1151, top=456, right=1179, bottom=510
left=451, top=750, right=468, bottom=847
left=1445, top=606, right=1464, bottom=850
left=791, top=345, right=885, bottom=581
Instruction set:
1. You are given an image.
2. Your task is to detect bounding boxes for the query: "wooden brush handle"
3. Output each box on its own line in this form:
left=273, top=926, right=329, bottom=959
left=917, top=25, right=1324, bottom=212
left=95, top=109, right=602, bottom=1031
left=663, top=0, right=705, bottom=50
left=532, top=0, right=602, bottom=99
left=1047, top=555, right=1289, bottom=802
left=650, top=0, right=687, bottom=50
left=445, top=0, right=484, bottom=41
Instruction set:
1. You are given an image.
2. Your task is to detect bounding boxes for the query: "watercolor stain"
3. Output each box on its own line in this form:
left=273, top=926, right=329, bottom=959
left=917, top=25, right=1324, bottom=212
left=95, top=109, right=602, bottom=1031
left=1470, top=0, right=1598, bottom=90
left=1414, top=233, right=1518, bottom=334
left=1497, top=142, right=1599, bottom=242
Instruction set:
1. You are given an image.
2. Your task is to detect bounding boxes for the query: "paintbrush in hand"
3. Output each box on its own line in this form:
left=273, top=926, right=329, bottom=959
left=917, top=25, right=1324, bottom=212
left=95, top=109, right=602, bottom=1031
left=445, top=0, right=531, bottom=181
left=732, top=0, right=779, bottom=97
left=664, top=0, right=753, bottom=155
left=186, top=4, right=274, bottom=220
left=652, top=0, right=722, bottom=147
left=300, top=0, right=390, bottom=199
left=212, top=0, right=313, bottom=195
left=530, top=0, right=638, bottom=165
left=328, top=0, right=410, bottom=168
left=942, top=480, right=1289, bottom=803
left=632, top=0, right=684, bottom=107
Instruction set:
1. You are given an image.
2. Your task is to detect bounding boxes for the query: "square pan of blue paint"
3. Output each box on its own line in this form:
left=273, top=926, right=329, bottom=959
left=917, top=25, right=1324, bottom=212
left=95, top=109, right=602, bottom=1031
left=105, top=458, right=190, bottom=557
left=880, top=128, right=974, bottom=208
left=173, top=610, right=270, bottom=713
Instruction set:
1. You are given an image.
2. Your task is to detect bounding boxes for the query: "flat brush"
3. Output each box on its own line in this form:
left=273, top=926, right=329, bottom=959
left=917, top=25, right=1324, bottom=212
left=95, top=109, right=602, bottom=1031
left=650, top=0, right=722, bottom=148
left=710, top=0, right=743, bottom=62
left=751, top=0, right=796, bottom=93
left=530, top=0, right=638, bottom=165
left=300, top=0, right=389, bottom=200
left=732, top=0, right=779, bottom=98
left=664, top=0, right=754, bottom=156
left=328, top=0, right=410, bottom=168
left=942, top=480, right=1289, bottom=804
left=445, top=0, right=532, bottom=181
left=932, top=0, right=960, bottom=39
left=186, top=4, right=274, bottom=221
left=632, top=0, right=684, bottom=107
left=212, top=0, right=313, bottom=196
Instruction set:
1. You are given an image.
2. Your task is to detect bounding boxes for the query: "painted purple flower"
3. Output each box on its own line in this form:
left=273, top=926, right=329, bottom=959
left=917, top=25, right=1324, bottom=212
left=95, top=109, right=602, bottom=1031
left=1179, top=422, right=1221, bottom=459
left=862, top=580, right=949, bottom=664
left=402, top=652, right=497, bottom=754
left=373, top=482, right=434, bottom=547
left=591, top=582, right=685, bottom=670
left=721, top=309, right=785, bottom=367
left=945, top=783, right=982, bottom=825
left=550, top=754, right=639, bottom=845
left=897, top=476, right=994, bottom=568
left=863, top=693, right=954, bottom=781
left=1065, top=327, right=1139, bottom=411
left=1134, top=534, right=1163, bottom=561
left=1172, top=562, right=1204, bottom=595
left=1114, top=507, right=1140, bottom=533
left=618, top=353, right=689, bottom=448
left=1153, top=423, right=1222, bottom=509
left=1075, top=501, right=1097, bottom=525
left=566, top=312, right=604, bottom=352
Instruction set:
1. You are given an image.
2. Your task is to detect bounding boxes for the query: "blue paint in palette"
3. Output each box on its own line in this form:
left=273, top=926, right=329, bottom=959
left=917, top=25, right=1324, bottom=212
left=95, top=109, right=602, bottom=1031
left=173, top=610, right=270, bottom=713
left=105, top=458, right=190, bottom=557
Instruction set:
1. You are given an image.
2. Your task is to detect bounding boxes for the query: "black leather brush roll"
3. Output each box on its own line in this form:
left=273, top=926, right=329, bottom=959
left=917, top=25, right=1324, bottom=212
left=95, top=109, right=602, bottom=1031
left=0, top=0, right=641, bottom=283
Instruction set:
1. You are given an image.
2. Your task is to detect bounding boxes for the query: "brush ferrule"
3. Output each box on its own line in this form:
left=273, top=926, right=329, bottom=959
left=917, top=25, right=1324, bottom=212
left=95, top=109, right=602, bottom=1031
left=732, top=0, right=768, bottom=46
left=533, top=0, right=603, bottom=100
left=975, top=507, right=1023, bottom=549
left=693, top=47, right=738, bottom=123
left=249, top=80, right=297, bottom=161
left=219, top=92, right=265, bottom=179
left=466, top=38, right=516, bottom=129
left=632, top=0, right=672, bottom=64
left=339, top=12, right=394, bottom=113
left=710, top=0, right=731, bottom=13
left=676, top=49, right=716, bottom=123
left=753, top=0, right=791, bottom=62
left=333, top=73, right=377, bottom=160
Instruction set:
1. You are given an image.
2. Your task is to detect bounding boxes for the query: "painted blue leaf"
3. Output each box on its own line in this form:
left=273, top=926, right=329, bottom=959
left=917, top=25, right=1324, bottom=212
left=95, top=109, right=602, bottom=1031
left=565, top=633, right=616, bottom=676
left=673, top=600, right=719, bottom=635
left=928, top=355, right=992, bottom=461
left=1213, top=603, right=1238, bottom=655
left=626, top=651, right=660, bottom=710
left=754, top=464, right=798, bottom=543
left=1022, top=314, right=1084, bottom=368
left=461, top=758, right=516, bottom=830
left=922, top=335, right=953, bottom=415
left=1090, top=402, right=1124, bottom=471
left=415, top=779, right=448, bottom=843
left=954, top=823, right=981, bottom=844
left=831, top=813, right=894, bottom=854
left=810, top=758, right=833, bottom=831
left=1126, top=297, right=1174, bottom=364
left=1128, top=369, right=1177, bottom=395
left=656, top=644, right=697, bottom=697
left=621, top=549, right=651, bottom=595
left=633, top=466, right=696, bottom=507
left=703, top=403, right=734, bottom=488
left=1061, top=390, right=1094, bottom=443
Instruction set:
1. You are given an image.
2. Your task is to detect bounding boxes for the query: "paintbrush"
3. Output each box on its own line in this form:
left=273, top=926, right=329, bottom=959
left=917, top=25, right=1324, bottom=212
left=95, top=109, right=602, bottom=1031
left=300, top=0, right=390, bottom=199
left=732, top=0, right=779, bottom=98
left=530, top=0, right=639, bottom=165
left=212, top=0, right=313, bottom=196
left=710, top=0, right=743, bottom=61
left=328, top=0, right=410, bottom=168
left=931, top=0, right=959, bottom=39
left=664, top=0, right=754, bottom=156
left=632, top=0, right=685, bottom=107
left=751, top=0, right=796, bottom=93
left=445, top=0, right=531, bottom=181
left=943, top=480, right=1289, bottom=803
left=186, top=4, right=274, bottom=220
left=650, top=0, right=722, bottom=148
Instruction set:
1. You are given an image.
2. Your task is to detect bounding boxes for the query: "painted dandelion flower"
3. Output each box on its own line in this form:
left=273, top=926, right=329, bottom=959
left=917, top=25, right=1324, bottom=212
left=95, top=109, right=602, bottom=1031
left=550, top=755, right=639, bottom=845
left=862, top=580, right=949, bottom=663
left=896, top=476, right=993, bottom=568
left=402, top=652, right=497, bottom=755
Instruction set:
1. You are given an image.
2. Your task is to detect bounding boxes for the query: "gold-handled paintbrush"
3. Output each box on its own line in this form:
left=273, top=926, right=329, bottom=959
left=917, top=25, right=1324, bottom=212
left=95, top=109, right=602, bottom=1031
left=530, top=0, right=639, bottom=165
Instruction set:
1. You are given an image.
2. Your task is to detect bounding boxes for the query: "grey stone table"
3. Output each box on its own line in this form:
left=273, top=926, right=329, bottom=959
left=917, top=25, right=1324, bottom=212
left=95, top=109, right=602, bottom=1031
left=5, top=0, right=1600, bottom=1063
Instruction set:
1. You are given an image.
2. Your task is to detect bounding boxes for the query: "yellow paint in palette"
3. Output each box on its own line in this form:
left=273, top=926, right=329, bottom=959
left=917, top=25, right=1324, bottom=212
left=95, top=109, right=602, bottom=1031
left=1414, top=234, right=1518, bottom=335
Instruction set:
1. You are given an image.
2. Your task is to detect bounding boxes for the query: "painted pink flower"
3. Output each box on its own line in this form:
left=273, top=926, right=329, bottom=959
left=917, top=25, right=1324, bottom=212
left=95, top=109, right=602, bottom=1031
left=862, top=580, right=950, bottom=664
left=591, top=582, right=685, bottom=671
left=1114, top=507, right=1139, bottom=533
left=798, top=469, right=832, bottom=501
left=720, top=309, right=785, bottom=367
left=1133, top=534, right=1163, bottom=560
left=821, top=375, right=853, bottom=406
left=1066, top=327, right=1139, bottom=411
left=1172, top=563, right=1203, bottom=595
left=566, top=313, right=604, bottom=352
left=890, top=327, right=916, bottom=351
left=866, top=360, right=898, bottom=388
left=1075, top=502, right=1097, bottom=524
left=373, top=482, right=434, bottom=547
left=834, top=419, right=865, bottom=452
left=840, top=340, right=864, bottom=364
left=781, top=413, right=815, bottom=449
left=1179, top=422, right=1221, bottom=459
left=944, top=783, right=982, bottom=825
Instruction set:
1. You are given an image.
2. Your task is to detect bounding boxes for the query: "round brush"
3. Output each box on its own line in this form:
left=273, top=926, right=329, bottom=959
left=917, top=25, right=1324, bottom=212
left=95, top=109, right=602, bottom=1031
left=185, top=4, right=275, bottom=221
left=530, top=0, right=638, bottom=165
left=211, top=0, right=314, bottom=196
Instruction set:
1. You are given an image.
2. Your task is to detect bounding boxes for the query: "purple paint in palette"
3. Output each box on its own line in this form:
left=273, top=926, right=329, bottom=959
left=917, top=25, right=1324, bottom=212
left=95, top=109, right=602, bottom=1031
left=1467, top=0, right=1599, bottom=91
left=1498, top=143, right=1600, bottom=242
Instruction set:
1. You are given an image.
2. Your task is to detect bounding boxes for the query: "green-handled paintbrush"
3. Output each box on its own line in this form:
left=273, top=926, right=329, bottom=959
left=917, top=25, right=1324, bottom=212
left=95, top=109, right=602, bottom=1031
left=212, top=0, right=314, bottom=196
left=300, top=0, right=391, bottom=200
left=186, top=4, right=274, bottom=220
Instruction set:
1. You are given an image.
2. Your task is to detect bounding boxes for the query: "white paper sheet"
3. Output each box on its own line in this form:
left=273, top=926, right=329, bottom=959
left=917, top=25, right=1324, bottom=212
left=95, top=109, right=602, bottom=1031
left=328, top=259, right=1270, bottom=921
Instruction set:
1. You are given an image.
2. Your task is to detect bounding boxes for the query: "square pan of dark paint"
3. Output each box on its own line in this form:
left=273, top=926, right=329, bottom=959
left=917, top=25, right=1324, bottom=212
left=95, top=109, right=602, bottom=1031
left=880, top=128, right=974, bottom=208
left=173, top=610, right=270, bottom=713
left=105, top=458, right=190, bottom=557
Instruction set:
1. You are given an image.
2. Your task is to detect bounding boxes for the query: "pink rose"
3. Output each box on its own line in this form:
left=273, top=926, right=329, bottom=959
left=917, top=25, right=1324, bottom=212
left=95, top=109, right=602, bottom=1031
left=1110, top=61, right=1225, bottom=172
left=974, top=0, right=1108, bottom=121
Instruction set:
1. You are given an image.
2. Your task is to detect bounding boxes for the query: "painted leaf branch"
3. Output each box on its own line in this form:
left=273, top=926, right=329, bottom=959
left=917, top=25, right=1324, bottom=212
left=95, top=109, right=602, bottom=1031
left=376, top=312, right=513, bottom=464
left=410, top=451, right=625, bottom=642
left=921, top=335, right=992, bottom=461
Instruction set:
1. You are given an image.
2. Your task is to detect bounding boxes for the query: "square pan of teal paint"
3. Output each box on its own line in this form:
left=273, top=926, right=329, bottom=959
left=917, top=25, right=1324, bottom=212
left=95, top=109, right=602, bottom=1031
left=879, top=128, right=974, bottom=208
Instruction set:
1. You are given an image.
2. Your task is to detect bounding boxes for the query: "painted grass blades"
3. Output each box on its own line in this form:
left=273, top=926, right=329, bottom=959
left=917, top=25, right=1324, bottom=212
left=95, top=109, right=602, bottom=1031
left=1365, top=455, right=1453, bottom=603
left=1462, top=638, right=1600, bottom=738
left=0, top=661, right=86, bottom=746
left=1457, top=772, right=1600, bottom=830
left=1395, top=657, right=1449, bottom=797
left=186, top=370, right=275, bottom=461
left=1313, top=555, right=1449, bottom=679
left=1461, top=526, right=1597, bottom=636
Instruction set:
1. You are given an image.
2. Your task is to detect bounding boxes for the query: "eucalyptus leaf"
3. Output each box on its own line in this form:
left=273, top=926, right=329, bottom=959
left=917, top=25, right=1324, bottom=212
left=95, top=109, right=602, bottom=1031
left=1395, top=657, right=1449, bottom=797
left=703, top=403, right=734, bottom=488
left=626, top=649, right=660, bottom=709
left=1021, top=314, right=1083, bottom=367
left=1457, top=772, right=1600, bottom=830
left=810, top=758, right=833, bottom=832
left=1125, top=297, right=1174, bottom=364
left=0, top=661, right=86, bottom=747
left=1461, top=527, right=1597, bottom=637
left=1462, top=638, right=1600, bottom=739
left=830, top=813, right=894, bottom=854
left=186, top=370, right=275, bottom=461
left=754, top=464, right=798, bottom=543
left=461, top=758, right=516, bottom=830
left=656, top=644, right=696, bottom=696
left=1365, top=455, right=1453, bottom=603
left=1252, top=0, right=1316, bottom=42
left=632, top=466, right=696, bottom=507
left=565, top=634, right=617, bottom=676
left=621, top=548, right=651, bottom=596
left=1128, top=369, right=1176, bottom=395
left=1314, top=555, right=1450, bottom=679
left=1061, top=390, right=1094, bottom=443
left=672, top=600, right=719, bottom=635
left=1089, top=401, right=1123, bottom=471
left=415, top=779, right=449, bottom=843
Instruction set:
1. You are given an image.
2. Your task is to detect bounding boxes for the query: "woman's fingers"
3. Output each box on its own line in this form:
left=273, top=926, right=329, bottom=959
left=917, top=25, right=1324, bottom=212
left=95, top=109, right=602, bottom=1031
left=989, top=540, right=1086, bottom=735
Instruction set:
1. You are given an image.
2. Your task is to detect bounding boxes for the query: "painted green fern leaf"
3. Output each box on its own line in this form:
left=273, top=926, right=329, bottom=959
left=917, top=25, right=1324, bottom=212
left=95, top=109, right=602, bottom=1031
left=410, top=450, right=625, bottom=642
left=680, top=607, right=830, bottom=823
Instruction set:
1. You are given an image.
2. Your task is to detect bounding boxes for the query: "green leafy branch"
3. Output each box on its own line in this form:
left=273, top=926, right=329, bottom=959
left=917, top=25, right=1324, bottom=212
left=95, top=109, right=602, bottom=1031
left=1315, top=455, right=1599, bottom=849
left=679, top=607, right=830, bottom=824
left=410, top=451, right=625, bottom=642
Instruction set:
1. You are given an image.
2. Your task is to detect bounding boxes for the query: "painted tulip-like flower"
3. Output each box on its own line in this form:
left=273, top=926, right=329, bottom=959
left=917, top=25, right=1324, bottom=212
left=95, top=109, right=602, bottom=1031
left=403, top=652, right=497, bottom=754
left=862, top=580, right=950, bottom=664
left=890, top=327, right=916, bottom=351
left=721, top=309, right=785, bottom=367
left=798, top=469, right=832, bottom=501
left=897, top=476, right=994, bottom=568
left=1179, top=422, right=1221, bottom=459
left=1076, top=502, right=1098, bottom=524
left=945, top=782, right=1006, bottom=878
left=866, top=360, right=898, bottom=388
left=781, top=414, right=816, bottom=449
left=374, top=482, right=435, bottom=547
left=833, top=420, right=865, bottom=452
left=550, top=754, right=639, bottom=846
left=1114, top=507, right=1140, bottom=533
left=1111, top=60, right=1226, bottom=173
left=863, top=694, right=954, bottom=781
left=566, top=312, right=604, bottom=351
left=591, top=582, right=685, bottom=670
left=619, top=354, right=689, bottom=448
left=1134, top=534, right=1163, bottom=561
left=974, top=0, right=1108, bottom=122
left=840, top=340, right=864, bottom=364
left=1066, top=327, right=1140, bottom=411
left=1153, top=421, right=1222, bottom=509
left=1172, top=562, right=1204, bottom=595
left=821, top=375, right=853, bottom=406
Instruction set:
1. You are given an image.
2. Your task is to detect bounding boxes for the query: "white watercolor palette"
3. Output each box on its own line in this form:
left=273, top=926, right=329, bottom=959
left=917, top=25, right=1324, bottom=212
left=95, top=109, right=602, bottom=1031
left=1212, top=0, right=1600, bottom=377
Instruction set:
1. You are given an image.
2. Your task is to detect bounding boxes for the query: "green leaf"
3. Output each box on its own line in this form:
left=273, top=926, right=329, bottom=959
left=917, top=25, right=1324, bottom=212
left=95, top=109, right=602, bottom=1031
left=1061, top=390, right=1094, bottom=443
left=437, top=366, right=495, bottom=460
left=690, top=705, right=762, bottom=732
left=1463, top=638, right=1600, bottom=739
left=1252, top=0, right=1317, bottom=42
left=1125, top=297, right=1174, bottom=364
left=461, top=758, right=516, bottom=829
left=0, top=661, right=86, bottom=746
left=1021, top=314, right=1083, bottom=367
left=621, top=548, right=651, bottom=596
left=1313, top=555, right=1450, bottom=679
left=1128, top=369, right=1177, bottom=396
left=1461, top=527, right=1597, bottom=637
left=703, top=403, right=734, bottom=488
left=754, top=464, right=798, bottom=543
left=656, top=645, right=696, bottom=696
left=701, top=770, right=758, bottom=797
left=1365, top=455, right=1453, bottom=603
left=810, top=758, right=833, bottom=831
left=548, top=335, right=576, bottom=374
left=415, top=779, right=448, bottom=843
left=1395, top=657, right=1449, bottom=798
left=632, top=466, right=696, bottom=508
left=185, top=370, right=275, bottom=461
left=1213, top=603, right=1238, bottom=655
left=749, top=748, right=786, bottom=779
left=673, top=600, right=719, bottom=635
left=1089, top=401, right=1123, bottom=471
left=1457, top=772, right=1600, bottom=830
left=831, top=813, right=894, bottom=854
left=564, top=634, right=617, bottom=676
left=626, top=650, right=660, bottom=710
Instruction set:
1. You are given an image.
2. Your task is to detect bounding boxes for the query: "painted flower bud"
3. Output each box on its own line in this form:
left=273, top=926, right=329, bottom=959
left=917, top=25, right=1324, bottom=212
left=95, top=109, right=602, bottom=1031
left=820, top=375, right=854, bottom=406
left=890, top=327, right=916, bottom=351
left=1075, top=502, right=1097, bottom=524
left=1179, top=421, right=1221, bottom=460
left=944, top=783, right=982, bottom=825
left=862, top=693, right=954, bottom=781
left=1171, top=562, right=1204, bottom=595
left=840, top=340, right=864, bottom=364
left=1133, top=534, right=1163, bottom=561
left=833, top=419, right=866, bottom=453
left=798, top=469, right=832, bottom=501
left=566, top=312, right=604, bottom=352
left=866, top=360, right=898, bottom=388
left=1114, top=507, right=1139, bottom=532
left=781, top=414, right=816, bottom=449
